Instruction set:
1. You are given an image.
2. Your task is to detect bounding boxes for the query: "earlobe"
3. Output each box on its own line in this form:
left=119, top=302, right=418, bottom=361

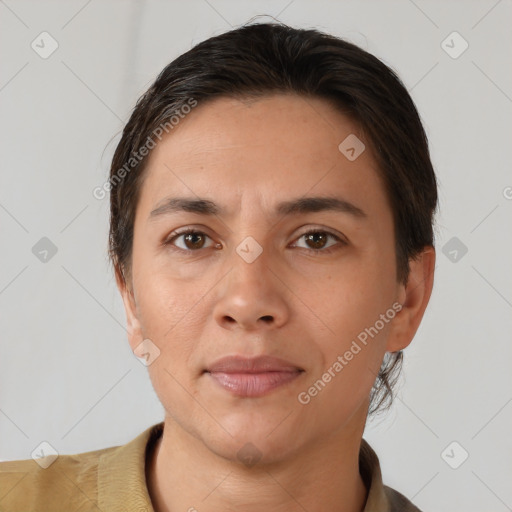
left=115, top=266, right=143, bottom=352
left=386, top=246, right=436, bottom=353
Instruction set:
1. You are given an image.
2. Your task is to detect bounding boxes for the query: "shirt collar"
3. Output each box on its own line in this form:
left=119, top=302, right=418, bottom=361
left=97, top=422, right=390, bottom=512
left=359, top=437, right=391, bottom=511
left=97, top=422, right=163, bottom=511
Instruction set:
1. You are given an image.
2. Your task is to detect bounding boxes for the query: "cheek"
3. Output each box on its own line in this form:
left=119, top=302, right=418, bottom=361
left=298, top=244, right=397, bottom=391
left=304, top=251, right=395, bottom=338
left=131, top=273, right=207, bottom=395
left=297, top=298, right=393, bottom=429
left=139, top=277, right=206, bottom=417
left=133, top=258, right=201, bottom=331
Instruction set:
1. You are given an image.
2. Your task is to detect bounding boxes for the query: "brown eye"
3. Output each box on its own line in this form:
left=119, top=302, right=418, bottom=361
left=292, top=230, right=345, bottom=253
left=304, top=232, right=328, bottom=250
left=166, top=230, right=216, bottom=252
left=182, top=232, right=206, bottom=250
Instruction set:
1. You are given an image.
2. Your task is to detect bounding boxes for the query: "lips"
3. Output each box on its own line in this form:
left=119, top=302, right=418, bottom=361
left=205, top=355, right=304, bottom=373
left=204, top=355, right=304, bottom=397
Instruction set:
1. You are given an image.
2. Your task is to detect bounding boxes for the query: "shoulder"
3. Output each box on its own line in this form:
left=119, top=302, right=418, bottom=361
left=384, top=485, right=423, bottom=512
left=0, top=445, right=117, bottom=512
left=0, top=422, right=162, bottom=512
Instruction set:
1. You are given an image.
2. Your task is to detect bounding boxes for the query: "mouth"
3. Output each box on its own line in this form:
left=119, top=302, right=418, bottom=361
left=204, top=355, right=305, bottom=398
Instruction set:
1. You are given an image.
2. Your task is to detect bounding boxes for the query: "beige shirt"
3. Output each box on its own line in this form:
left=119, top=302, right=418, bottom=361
left=0, top=422, right=422, bottom=511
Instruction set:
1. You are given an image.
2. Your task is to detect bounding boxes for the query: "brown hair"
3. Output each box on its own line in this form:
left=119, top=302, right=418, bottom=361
left=108, top=21, right=437, bottom=417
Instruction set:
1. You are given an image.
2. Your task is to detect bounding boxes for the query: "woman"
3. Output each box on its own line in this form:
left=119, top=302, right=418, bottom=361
left=0, top=21, right=436, bottom=512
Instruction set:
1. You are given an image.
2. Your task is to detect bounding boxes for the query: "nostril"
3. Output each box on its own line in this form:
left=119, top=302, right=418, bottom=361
left=260, top=315, right=273, bottom=323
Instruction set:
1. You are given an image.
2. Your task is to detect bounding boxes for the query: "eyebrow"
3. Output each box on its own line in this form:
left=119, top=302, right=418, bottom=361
left=148, top=196, right=367, bottom=221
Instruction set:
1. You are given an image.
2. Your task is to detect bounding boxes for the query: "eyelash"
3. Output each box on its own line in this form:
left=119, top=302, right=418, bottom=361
left=163, top=228, right=346, bottom=255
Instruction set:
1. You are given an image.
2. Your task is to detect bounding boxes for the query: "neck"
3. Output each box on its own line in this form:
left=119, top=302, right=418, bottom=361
left=146, top=410, right=369, bottom=512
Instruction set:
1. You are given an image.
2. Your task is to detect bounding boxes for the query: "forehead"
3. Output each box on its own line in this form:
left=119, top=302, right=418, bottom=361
left=137, top=94, right=388, bottom=219
left=154, top=94, right=364, bottom=163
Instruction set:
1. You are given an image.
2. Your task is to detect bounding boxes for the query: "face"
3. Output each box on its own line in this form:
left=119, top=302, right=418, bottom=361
left=118, top=94, right=427, bottom=464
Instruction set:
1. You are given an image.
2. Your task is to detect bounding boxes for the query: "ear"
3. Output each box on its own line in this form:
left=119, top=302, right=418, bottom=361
left=115, top=265, right=143, bottom=353
left=386, top=246, right=436, bottom=352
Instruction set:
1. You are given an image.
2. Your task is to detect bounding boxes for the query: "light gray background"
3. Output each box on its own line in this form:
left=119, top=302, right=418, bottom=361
left=1, top=1, right=511, bottom=511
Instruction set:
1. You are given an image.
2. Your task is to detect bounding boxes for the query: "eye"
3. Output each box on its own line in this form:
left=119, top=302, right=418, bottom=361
left=163, top=228, right=346, bottom=255
left=164, top=229, right=218, bottom=252
left=291, top=229, right=345, bottom=253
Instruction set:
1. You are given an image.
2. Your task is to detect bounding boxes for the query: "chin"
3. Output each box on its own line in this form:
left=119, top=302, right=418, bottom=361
left=201, top=415, right=305, bottom=467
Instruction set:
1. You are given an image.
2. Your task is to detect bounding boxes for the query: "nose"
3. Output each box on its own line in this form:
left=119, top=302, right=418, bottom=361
left=213, top=253, right=289, bottom=332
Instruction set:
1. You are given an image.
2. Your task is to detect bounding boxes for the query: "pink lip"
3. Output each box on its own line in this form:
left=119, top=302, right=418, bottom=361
left=204, top=355, right=304, bottom=397
left=206, top=355, right=303, bottom=373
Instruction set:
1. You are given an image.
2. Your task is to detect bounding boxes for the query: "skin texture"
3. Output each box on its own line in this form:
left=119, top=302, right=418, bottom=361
left=116, top=94, right=435, bottom=512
